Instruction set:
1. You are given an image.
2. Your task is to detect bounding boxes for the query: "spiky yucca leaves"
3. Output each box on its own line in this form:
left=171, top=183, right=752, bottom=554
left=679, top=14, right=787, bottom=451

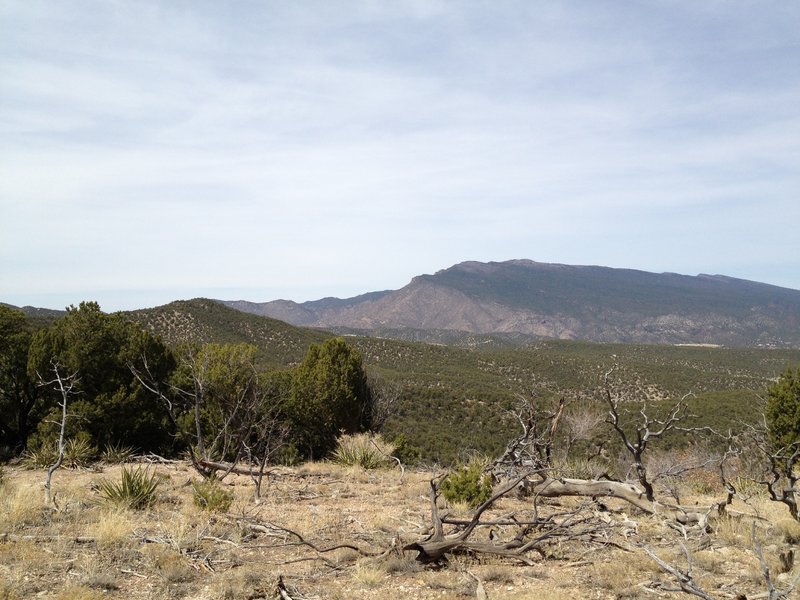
left=62, top=436, right=97, bottom=468
left=23, top=435, right=97, bottom=469
left=191, top=478, right=234, bottom=512
left=22, top=443, right=58, bottom=469
left=98, top=466, right=160, bottom=509
left=101, top=442, right=135, bottom=464
left=331, top=433, right=396, bottom=469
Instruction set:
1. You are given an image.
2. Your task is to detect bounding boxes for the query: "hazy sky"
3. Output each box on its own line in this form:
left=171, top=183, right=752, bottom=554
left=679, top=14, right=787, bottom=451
left=2, top=1, right=799, bottom=312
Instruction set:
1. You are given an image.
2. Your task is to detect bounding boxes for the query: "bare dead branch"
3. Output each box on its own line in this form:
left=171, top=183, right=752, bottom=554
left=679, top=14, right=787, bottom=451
left=602, top=364, right=701, bottom=503
left=492, top=395, right=567, bottom=479
left=643, top=543, right=716, bottom=600
left=404, top=472, right=614, bottom=565
left=36, top=360, right=80, bottom=505
left=235, top=517, right=383, bottom=567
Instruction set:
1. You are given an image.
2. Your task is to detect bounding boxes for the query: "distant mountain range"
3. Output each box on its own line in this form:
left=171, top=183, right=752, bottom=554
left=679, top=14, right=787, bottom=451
left=221, top=260, right=800, bottom=347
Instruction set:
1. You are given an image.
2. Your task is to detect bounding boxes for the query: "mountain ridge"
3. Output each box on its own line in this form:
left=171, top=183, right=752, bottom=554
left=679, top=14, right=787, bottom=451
left=220, top=260, right=800, bottom=347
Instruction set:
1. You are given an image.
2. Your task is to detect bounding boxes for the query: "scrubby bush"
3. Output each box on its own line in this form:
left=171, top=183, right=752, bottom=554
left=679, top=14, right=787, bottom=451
left=192, top=478, right=234, bottom=512
left=766, top=367, right=800, bottom=450
left=331, top=433, right=396, bottom=469
left=391, top=433, right=422, bottom=466
left=440, top=456, right=493, bottom=508
left=98, top=466, right=160, bottom=509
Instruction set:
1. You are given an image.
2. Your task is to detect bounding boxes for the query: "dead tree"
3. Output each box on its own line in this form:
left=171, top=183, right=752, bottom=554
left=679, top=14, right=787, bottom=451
left=763, top=443, right=800, bottom=521
left=488, top=366, right=724, bottom=529
left=492, top=394, right=566, bottom=479
left=365, top=372, right=401, bottom=434
left=36, top=360, right=79, bottom=504
left=130, top=344, right=287, bottom=491
left=644, top=543, right=716, bottom=600
left=603, top=365, right=695, bottom=502
left=739, top=416, right=800, bottom=521
left=404, top=473, right=610, bottom=564
left=644, top=524, right=800, bottom=600
left=241, top=381, right=290, bottom=502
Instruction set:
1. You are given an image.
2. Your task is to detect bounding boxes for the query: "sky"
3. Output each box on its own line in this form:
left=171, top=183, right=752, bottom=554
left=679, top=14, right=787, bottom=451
left=2, top=1, right=799, bottom=312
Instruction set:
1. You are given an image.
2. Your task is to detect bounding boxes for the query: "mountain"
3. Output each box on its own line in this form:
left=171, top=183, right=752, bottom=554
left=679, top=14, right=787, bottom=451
left=221, top=260, right=800, bottom=347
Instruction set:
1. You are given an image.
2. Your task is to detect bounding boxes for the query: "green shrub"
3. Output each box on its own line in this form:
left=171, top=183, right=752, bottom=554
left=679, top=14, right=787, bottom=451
left=101, top=442, right=135, bottom=464
left=98, top=466, right=160, bottom=509
left=392, top=434, right=422, bottom=466
left=440, top=457, right=493, bottom=508
left=331, top=433, right=396, bottom=469
left=191, top=478, right=234, bottom=512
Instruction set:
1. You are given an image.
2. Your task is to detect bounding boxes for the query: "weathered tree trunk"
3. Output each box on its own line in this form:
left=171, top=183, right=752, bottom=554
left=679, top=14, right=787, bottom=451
left=524, top=476, right=709, bottom=526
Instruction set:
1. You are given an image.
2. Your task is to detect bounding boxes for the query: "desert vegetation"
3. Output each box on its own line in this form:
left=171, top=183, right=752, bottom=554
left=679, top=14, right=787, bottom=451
left=2, top=301, right=800, bottom=598
left=0, top=446, right=798, bottom=599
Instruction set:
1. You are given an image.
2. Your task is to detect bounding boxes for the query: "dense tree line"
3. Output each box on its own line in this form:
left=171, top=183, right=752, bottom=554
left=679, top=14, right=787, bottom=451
left=0, top=303, right=373, bottom=463
left=2, top=302, right=799, bottom=475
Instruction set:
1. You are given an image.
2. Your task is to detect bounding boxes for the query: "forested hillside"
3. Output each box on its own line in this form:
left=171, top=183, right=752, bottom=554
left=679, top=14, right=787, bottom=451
left=124, top=299, right=329, bottom=369
left=123, top=299, right=800, bottom=463
left=3, top=298, right=798, bottom=463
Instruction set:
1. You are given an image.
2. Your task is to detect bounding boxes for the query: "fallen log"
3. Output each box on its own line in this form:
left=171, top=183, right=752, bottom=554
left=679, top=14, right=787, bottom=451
left=524, top=477, right=710, bottom=528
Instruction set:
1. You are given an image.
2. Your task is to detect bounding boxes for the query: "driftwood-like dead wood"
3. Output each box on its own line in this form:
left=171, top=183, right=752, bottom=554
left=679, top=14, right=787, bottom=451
left=0, top=533, right=96, bottom=544
left=643, top=543, right=716, bottom=600
left=195, top=458, right=275, bottom=478
left=524, top=476, right=711, bottom=528
left=492, top=396, right=566, bottom=479
left=234, top=517, right=383, bottom=567
left=643, top=525, right=800, bottom=600
left=404, top=474, right=608, bottom=564
left=276, top=575, right=308, bottom=600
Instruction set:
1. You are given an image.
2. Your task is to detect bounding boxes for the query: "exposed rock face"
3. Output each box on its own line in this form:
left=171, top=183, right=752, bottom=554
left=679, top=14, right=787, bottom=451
left=221, top=260, right=800, bottom=347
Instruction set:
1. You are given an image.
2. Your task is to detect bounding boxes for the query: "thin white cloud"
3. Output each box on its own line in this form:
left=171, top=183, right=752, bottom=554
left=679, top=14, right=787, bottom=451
left=2, top=1, right=799, bottom=310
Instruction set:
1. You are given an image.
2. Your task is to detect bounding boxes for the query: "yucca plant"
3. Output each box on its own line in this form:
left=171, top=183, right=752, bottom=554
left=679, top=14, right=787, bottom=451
left=191, top=477, right=234, bottom=512
left=23, top=434, right=97, bottom=470
left=22, top=443, right=59, bottom=469
left=62, top=435, right=97, bottom=468
left=101, top=442, right=135, bottom=464
left=98, top=466, right=160, bottom=509
left=331, top=433, right=396, bottom=469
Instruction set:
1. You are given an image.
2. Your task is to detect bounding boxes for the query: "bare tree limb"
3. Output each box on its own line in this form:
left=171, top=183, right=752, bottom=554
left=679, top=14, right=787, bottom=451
left=36, top=360, right=79, bottom=505
left=643, top=543, right=716, bottom=600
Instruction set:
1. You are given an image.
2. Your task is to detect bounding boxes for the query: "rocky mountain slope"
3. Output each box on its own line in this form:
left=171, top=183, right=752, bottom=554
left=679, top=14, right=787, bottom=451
left=222, top=260, right=800, bottom=347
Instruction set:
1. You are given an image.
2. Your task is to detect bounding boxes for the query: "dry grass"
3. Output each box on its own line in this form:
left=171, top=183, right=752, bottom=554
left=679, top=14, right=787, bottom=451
left=592, top=549, right=662, bottom=591
left=0, top=480, right=46, bottom=530
left=775, top=517, right=800, bottom=544
left=90, top=508, right=136, bottom=548
left=0, top=460, right=797, bottom=599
